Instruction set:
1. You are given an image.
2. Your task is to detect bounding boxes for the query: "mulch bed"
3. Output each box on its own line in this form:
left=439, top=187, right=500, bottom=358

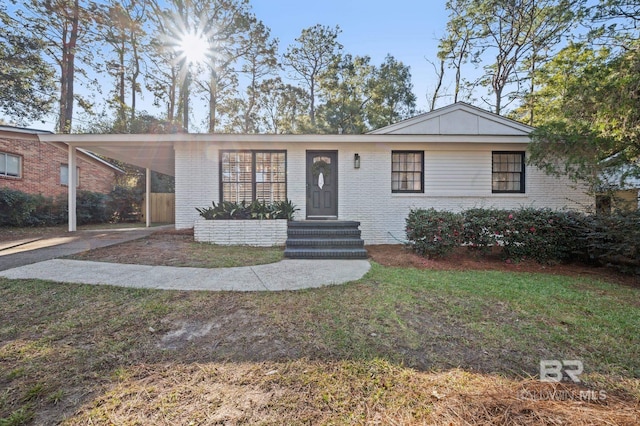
left=366, top=244, right=640, bottom=287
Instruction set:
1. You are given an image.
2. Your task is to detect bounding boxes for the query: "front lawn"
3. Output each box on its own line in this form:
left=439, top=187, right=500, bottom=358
left=1, top=265, right=638, bottom=424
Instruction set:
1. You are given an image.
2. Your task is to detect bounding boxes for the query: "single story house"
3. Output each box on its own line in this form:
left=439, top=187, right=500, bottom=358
left=0, top=125, right=123, bottom=197
left=40, top=103, right=592, bottom=245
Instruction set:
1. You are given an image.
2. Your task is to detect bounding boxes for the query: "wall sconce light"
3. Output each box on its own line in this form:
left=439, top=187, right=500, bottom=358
left=354, top=153, right=361, bottom=169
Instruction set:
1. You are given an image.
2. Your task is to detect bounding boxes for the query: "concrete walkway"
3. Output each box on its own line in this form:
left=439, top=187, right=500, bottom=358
left=0, top=226, right=371, bottom=291
left=0, top=258, right=371, bottom=291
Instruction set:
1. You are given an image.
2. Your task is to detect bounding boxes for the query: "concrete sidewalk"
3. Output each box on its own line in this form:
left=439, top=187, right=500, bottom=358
left=0, top=258, right=371, bottom=291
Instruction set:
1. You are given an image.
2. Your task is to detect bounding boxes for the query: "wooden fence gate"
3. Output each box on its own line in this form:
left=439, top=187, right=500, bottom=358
left=141, top=193, right=175, bottom=223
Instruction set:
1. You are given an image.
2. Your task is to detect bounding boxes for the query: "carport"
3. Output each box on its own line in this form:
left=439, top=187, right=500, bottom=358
left=38, top=133, right=177, bottom=232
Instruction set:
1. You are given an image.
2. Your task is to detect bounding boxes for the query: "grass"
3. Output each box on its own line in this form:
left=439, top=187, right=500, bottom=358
left=172, top=243, right=284, bottom=268
left=68, top=238, right=284, bottom=268
left=0, top=264, right=638, bottom=424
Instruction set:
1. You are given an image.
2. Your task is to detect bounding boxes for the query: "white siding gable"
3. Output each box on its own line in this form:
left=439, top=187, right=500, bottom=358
left=370, top=102, right=533, bottom=136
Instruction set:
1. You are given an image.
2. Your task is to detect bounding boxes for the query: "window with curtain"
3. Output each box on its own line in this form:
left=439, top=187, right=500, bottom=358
left=391, top=151, right=424, bottom=193
left=221, top=150, right=286, bottom=203
left=492, top=151, right=525, bottom=193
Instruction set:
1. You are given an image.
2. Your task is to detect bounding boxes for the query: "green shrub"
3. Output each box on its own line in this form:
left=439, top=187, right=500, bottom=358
left=0, top=188, right=118, bottom=227
left=196, top=199, right=299, bottom=221
left=76, top=191, right=110, bottom=225
left=32, top=194, right=67, bottom=226
left=406, top=207, right=598, bottom=266
left=270, top=199, right=299, bottom=221
left=406, top=208, right=463, bottom=258
left=108, top=185, right=143, bottom=222
left=585, top=210, right=640, bottom=274
left=462, top=208, right=503, bottom=253
left=499, top=208, right=585, bottom=264
left=0, top=187, right=40, bottom=226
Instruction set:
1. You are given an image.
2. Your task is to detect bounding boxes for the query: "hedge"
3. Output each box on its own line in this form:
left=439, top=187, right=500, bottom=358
left=0, top=186, right=142, bottom=227
left=406, top=207, right=639, bottom=274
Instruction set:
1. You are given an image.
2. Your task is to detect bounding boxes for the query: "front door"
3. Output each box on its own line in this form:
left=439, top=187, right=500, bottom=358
left=306, top=150, right=338, bottom=218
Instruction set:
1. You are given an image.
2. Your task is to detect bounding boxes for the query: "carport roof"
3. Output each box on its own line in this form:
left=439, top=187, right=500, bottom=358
left=39, top=134, right=177, bottom=176
left=38, top=130, right=533, bottom=178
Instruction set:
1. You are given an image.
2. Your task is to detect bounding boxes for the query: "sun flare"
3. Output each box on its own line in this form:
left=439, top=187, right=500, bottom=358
left=179, top=30, right=209, bottom=65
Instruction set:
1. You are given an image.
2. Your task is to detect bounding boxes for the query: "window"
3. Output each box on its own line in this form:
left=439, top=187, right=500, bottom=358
left=492, top=151, right=525, bottom=193
left=221, top=150, right=286, bottom=203
left=60, top=164, right=80, bottom=187
left=392, top=151, right=424, bottom=193
left=0, top=152, right=21, bottom=178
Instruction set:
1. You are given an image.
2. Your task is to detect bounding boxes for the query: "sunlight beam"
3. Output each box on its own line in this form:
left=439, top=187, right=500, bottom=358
left=178, top=30, right=209, bottom=65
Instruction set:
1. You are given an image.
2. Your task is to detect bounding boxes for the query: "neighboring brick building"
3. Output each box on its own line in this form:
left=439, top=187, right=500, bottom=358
left=0, top=125, right=122, bottom=197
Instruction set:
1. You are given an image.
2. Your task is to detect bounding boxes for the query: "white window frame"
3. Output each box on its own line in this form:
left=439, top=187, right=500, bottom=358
left=0, top=151, right=22, bottom=178
left=60, top=164, right=80, bottom=187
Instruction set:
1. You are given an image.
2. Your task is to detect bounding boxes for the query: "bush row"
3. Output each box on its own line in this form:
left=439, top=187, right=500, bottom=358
left=196, top=199, right=299, bottom=220
left=406, top=207, right=640, bottom=274
left=0, top=186, right=143, bottom=227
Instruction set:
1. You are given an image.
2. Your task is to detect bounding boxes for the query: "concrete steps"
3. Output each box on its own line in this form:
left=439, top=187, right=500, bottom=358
left=284, top=221, right=368, bottom=259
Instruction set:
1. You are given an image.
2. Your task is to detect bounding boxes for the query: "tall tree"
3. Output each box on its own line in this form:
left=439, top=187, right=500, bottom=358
left=15, top=0, right=97, bottom=133
left=440, top=0, right=583, bottom=116
left=366, top=55, right=416, bottom=130
left=0, top=7, right=55, bottom=124
left=235, top=19, right=278, bottom=133
left=527, top=41, right=640, bottom=191
left=316, top=54, right=374, bottom=134
left=256, top=78, right=309, bottom=134
left=283, top=24, right=343, bottom=128
left=479, top=0, right=582, bottom=115
left=438, top=0, right=481, bottom=105
left=589, top=0, right=639, bottom=48
left=98, top=0, right=147, bottom=132
left=146, top=0, right=181, bottom=125
left=193, top=0, right=253, bottom=132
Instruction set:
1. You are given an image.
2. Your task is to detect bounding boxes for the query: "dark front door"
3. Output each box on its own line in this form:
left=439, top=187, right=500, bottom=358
left=306, top=150, right=338, bottom=218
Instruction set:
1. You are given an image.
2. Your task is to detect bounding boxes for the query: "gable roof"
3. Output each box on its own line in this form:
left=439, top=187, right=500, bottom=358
left=0, top=124, right=53, bottom=137
left=369, top=102, right=534, bottom=136
left=0, top=125, right=123, bottom=174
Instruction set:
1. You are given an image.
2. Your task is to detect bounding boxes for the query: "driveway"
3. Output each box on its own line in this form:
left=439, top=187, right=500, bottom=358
left=0, top=226, right=171, bottom=271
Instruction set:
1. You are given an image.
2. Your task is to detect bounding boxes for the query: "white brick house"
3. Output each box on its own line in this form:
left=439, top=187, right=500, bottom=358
left=41, top=103, right=593, bottom=244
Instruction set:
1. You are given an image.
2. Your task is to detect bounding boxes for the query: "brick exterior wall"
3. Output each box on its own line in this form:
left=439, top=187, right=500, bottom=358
left=194, top=219, right=288, bottom=246
left=176, top=141, right=594, bottom=244
left=0, top=133, right=119, bottom=197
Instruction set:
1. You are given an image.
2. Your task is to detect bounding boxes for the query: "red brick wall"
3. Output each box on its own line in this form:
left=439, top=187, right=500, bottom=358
left=0, top=134, right=119, bottom=197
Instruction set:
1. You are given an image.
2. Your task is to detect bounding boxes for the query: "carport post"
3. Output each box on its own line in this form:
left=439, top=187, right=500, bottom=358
left=68, top=144, right=77, bottom=232
left=146, top=168, right=151, bottom=227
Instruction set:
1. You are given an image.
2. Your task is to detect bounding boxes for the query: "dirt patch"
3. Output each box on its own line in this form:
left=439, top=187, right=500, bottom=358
left=68, top=228, right=283, bottom=268
left=71, top=229, right=195, bottom=265
left=367, top=244, right=640, bottom=287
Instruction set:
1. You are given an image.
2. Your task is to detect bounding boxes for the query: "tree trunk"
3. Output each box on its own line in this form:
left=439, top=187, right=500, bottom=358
left=430, top=58, right=445, bottom=111
left=208, top=74, right=217, bottom=133
left=118, top=39, right=126, bottom=130
left=309, top=76, right=315, bottom=126
left=58, top=0, right=79, bottom=134
left=129, top=19, right=141, bottom=123
left=182, top=70, right=190, bottom=131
